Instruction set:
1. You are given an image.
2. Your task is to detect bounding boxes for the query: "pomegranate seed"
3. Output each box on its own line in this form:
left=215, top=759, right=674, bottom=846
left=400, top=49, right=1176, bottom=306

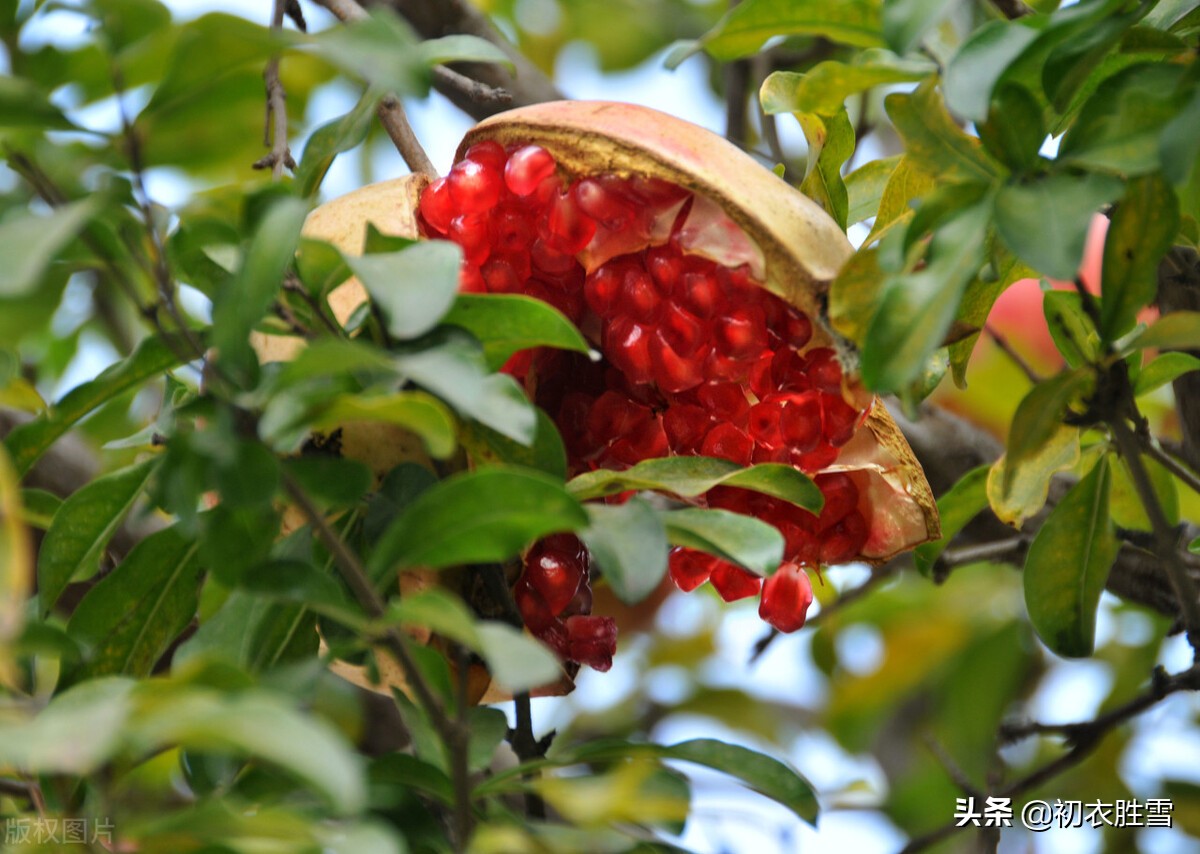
left=780, top=392, right=822, bottom=452
left=545, top=187, right=597, bottom=254
left=678, top=269, right=723, bottom=318
left=663, top=404, right=711, bottom=454
left=584, top=264, right=622, bottom=317
left=701, top=423, right=754, bottom=466
left=815, top=473, right=859, bottom=529
left=668, top=547, right=717, bottom=592
left=819, top=510, right=868, bottom=565
left=526, top=544, right=585, bottom=616
left=493, top=204, right=534, bottom=254
left=794, top=443, right=838, bottom=471
left=748, top=399, right=785, bottom=447
left=645, top=245, right=684, bottom=290
left=459, top=262, right=485, bottom=293
left=696, top=382, right=750, bottom=423
left=604, top=316, right=654, bottom=385
left=464, top=140, right=506, bottom=172
left=821, top=392, right=859, bottom=446
left=587, top=390, right=648, bottom=444
left=758, top=563, right=813, bottom=633
left=771, top=348, right=810, bottom=392
left=650, top=330, right=705, bottom=393
left=449, top=213, right=491, bottom=267
left=616, top=265, right=662, bottom=323
left=447, top=158, right=504, bottom=214
left=513, top=575, right=557, bottom=634
left=504, top=145, right=557, bottom=196
left=574, top=177, right=635, bottom=228
left=709, top=561, right=763, bottom=601
left=783, top=309, right=813, bottom=349
left=419, top=177, right=454, bottom=234
left=565, top=615, right=617, bottom=672
left=561, top=579, right=594, bottom=617
left=536, top=617, right=570, bottom=658
left=748, top=352, right=775, bottom=398
left=716, top=305, right=768, bottom=359
left=530, top=237, right=575, bottom=276
left=804, top=348, right=843, bottom=393
left=482, top=258, right=522, bottom=294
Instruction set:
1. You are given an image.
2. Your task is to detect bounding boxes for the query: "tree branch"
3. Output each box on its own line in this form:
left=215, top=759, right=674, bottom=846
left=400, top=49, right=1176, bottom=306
left=253, top=0, right=296, bottom=178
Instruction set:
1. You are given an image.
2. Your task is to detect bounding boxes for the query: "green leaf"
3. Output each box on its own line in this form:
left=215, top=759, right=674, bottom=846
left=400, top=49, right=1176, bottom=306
left=885, top=81, right=1002, bottom=183
left=467, top=707, right=510, bottom=772
left=1099, top=174, right=1180, bottom=342
left=370, top=753, right=453, bottom=805
left=567, top=738, right=818, bottom=824
left=882, top=0, right=957, bottom=55
left=416, top=35, right=515, bottom=72
left=0, top=198, right=97, bottom=297
left=988, top=426, right=1081, bottom=527
left=1043, top=291, right=1099, bottom=368
left=0, top=75, right=76, bottom=129
left=1130, top=311, right=1200, bottom=350
left=130, top=686, right=366, bottom=814
left=475, top=622, right=562, bottom=694
left=313, top=8, right=426, bottom=95
left=174, top=590, right=317, bottom=673
left=759, top=51, right=933, bottom=117
left=369, top=468, right=586, bottom=574
left=581, top=499, right=669, bottom=604
left=213, top=196, right=309, bottom=380
left=795, top=109, right=855, bottom=230
left=845, top=155, right=901, bottom=225
left=913, top=465, right=990, bottom=576
left=662, top=508, right=784, bottom=575
left=311, top=391, right=458, bottom=460
left=459, top=408, right=567, bottom=480
left=1042, top=2, right=1146, bottom=112
left=295, top=94, right=377, bottom=199
left=976, top=83, right=1047, bottom=174
left=37, top=457, right=160, bottom=616
left=348, top=242, right=463, bottom=341
left=698, top=0, right=884, bottom=61
left=0, top=445, right=29, bottom=649
left=282, top=456, right=373, bottom=508
left=568, top=456, right=822, bottom=513
left=863, top=155, right=935, bottom=244
left=1024, top=456, right=1118, bottom=658
left=1109, top=454, right=1179, bottom=531
left=1060, top=63, right=1189, bottom=175
left=1160, top=86, right=1200, bottom=187
left=993, top=172, right=1123, bottom=281
left=393, top=329, right=537, bottom=444
left=0, top=677, right=135, bottom=774
left=66, top=525, right=201, bottom=682
left=1004, top=370, right=1093, bottom=488
left=442, top=294, right=591, bottom=370
left=829, top=247, right=884, bottom=345
left=861, top=196, right=991, bottom=393
left=1134, top=352, right=1200, bottom=396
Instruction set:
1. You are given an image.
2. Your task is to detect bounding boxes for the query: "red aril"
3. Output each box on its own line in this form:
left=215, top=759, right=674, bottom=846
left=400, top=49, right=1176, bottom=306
left=709, top=561, right=763, bottom=602
left=759, top=563, right=813, bottom=633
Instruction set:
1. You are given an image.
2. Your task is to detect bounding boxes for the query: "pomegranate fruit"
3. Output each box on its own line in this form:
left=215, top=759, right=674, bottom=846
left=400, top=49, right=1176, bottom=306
left=263, top=101, right=939, bottom=694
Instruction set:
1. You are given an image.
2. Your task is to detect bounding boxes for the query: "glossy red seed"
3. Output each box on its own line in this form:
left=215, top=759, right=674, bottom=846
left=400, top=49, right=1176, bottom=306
left=783, top=309, right=813, bottom=349
left=604, top=316, right=654, bottom=385
left=545, top=187, right=597, bottom=254
left=709, top=561, right=763, bottom=602
left=805, top=348, right=844, bottom=393
left=821, top=392, right=859, bottom=446
left=616, top=266, right=662, bottom=323
left=780, top=391, right=822, bottom=452
left=716, top=305, right=768, bottom=359
left=748, top=352, right=775, bottom=398
left=820, top=510, right=868, bottom=565
left=584, top=264, right=622, bottom=317
left=770, top=348, right=810, bottom=392
left=645, top=245, right=684, bottom=290
left=493, top=204, right=534, bottom=254
left=668, top=547, right=718, bottom=592
left=794, top=443, right=837, bottom=472
left=419, top=177, right=454, bottom=234
left=481, top=258, right=522, bottom=294
left=536, top=618, right=570, bottom=659
left=701, top=422, right=754, bottom=466
left=678, top=269, right=723, bottom=318
left=663, top=404, right=711, bottom=454
left=561, top=578, right=594, bottom=617
left=449, top=213, right=491, bottom=267
left=530, top=238, right=575, bottom=276
left=649, top=330, right=705, bottom=393
left=459, top=262, right=485, bottom=294
left=526, top=546, right=585, bottom=616
left=501, top=349, right=534, bottom=380
left=815, top=472, right=859, bottom=529
left=747, top=399, right=785, bottom=447
left=513, top=575, right=557, bottom=634
left=447, top=158, right=503, bottom=214
left=504, top=145, right=557, bottom=196
left=574, top=177, right=635, bottom=228
left=758, top=563, right=813, bottom=633
left=659, top=303, right=706, bottom=356
left=608, top=415, right=668, bottom=465
left=565, top=615, right=618, bottom=672
left=464, top=140, right=506, bottom=172
left=696, top=382, right=750, bottom=423
left=587, top=390, right=648, bottom=443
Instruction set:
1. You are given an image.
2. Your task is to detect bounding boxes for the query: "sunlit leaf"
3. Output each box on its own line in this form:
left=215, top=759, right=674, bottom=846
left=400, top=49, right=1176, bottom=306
left=347, top=242, right=462, bottom=341
left=0, top=198, right=97, bottom=297
left=1133, top=352, right=1200, bottom=396
left=662, top=508, right=784, bottom=575
left=988, top=426, right=1081, bottom=527
left=442, top=294, right=591, bottom=370
left=1004, top=370, right=1093, bottom=489
left=581, top=499, right=669, bottom=604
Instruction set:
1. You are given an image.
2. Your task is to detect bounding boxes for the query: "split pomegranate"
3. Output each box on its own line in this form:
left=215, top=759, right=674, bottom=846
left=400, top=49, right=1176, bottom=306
left=289, top=101, right=940, bottom=688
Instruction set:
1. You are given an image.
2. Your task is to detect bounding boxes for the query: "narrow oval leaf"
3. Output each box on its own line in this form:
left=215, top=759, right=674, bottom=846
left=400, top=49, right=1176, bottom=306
left=4, top=335, right=187, bottom=476
left=1099, top=174, right=1180, bottom=342
left=663, top=508, right=784, bottom=576
left=845, top=155, right=901, bottom=226
left=581, top=499, right=669, bottom=604
left=369, top=468, right=587, bottom=574
left=885, top=82, right=1001, bottom=183
left=1004, top=370, right=1093, bottom=489
left=442, top=294, right=590, bottom=370
left=0, top=677, right=135, bottom=774
left=312, top=391, right=458, bottom=460
left=568, top=456, right=822, bottom=513
left=66, top=525, right=201, bottom=682
left=1134, top=352, right=1200, bottom=396
left=944, top=20, right=1039, bottom=122
left=700, top=0, right=884, bottom=60
left=348, top=241, right=463, bottom=340
left=759, top=52, right=932, bottom=117
left=416, top=34, right=515, bottom=71
left=0, top=198, right=98, bottom=297
left=38, top=456, right=161, bottom=616
left=1130, top=311, right=1200, bottom=351
left=1024, top=456, right=1118, bottom=658
left=988, top=426, right=1081, bottom=528
left=475, top=622, right=562, bottom=694
left=0, top=445, right=30, bottom=655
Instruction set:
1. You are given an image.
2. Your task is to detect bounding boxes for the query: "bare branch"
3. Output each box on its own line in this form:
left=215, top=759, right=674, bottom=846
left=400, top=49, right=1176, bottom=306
left=254, top=0, right=296, bottom=178
left=433, top=65, right=511, bottom=106
left=985, top=325, right=1042, bottom=384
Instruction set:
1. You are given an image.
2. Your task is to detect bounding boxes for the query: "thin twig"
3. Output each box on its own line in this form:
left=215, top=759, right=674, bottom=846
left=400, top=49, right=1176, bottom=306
left=933, top=536, right=1026, bottom=583
left=311, top=0, right=437, bottom=176
left=254, top=0, right=295, bottom=178
left=433, top=66, right=511, bottom=106
left=985, top=325, right=1042, bottom=384
left=511, top=692, right=547, bottom=819
left=1144, top=440, right=1200, bottom=498
left=1110, top=418, right=1200, bottom=656
left=453, top=646, right=475, bottom=845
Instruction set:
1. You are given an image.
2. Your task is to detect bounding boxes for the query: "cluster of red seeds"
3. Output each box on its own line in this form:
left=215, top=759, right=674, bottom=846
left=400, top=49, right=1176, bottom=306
left=511, top=534, right=617, bottom=672
left=418, top=140, right=871, bottom=656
